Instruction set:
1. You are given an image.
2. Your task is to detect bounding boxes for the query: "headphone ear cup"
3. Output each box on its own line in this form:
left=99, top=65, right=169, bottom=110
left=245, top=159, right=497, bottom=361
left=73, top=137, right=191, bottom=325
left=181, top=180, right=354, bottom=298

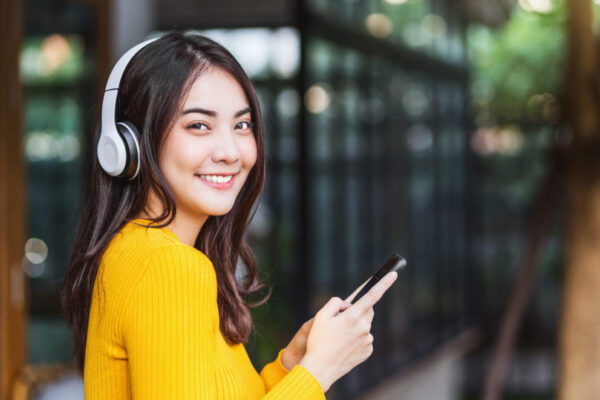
left=116, top=121, right=141, bottom=180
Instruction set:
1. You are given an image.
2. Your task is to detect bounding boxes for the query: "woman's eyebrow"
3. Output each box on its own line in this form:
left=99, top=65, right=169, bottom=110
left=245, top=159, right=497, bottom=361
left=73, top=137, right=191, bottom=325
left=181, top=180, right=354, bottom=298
left=234, top=106, right=252, bottom=118
left=181, top=107, right=216, bottom=117
left=181, top=106, right=252, bottom=118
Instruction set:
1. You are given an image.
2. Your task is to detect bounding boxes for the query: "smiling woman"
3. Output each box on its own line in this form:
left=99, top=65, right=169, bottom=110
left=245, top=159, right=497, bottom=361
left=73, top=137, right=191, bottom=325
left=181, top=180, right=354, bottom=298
left=60, top=31, right=394, bottom=400
left=142, top=67, right=259, bottom=246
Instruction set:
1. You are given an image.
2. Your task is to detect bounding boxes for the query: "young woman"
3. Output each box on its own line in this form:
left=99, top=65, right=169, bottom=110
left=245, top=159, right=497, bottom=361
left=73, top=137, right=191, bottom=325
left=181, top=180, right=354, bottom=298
left=61, top=31, right=397, bottom=399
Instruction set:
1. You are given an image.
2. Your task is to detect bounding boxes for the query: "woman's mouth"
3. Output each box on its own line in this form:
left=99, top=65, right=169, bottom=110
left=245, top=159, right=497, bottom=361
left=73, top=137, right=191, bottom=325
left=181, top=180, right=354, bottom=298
left=195, top=174, right=236, bottom=189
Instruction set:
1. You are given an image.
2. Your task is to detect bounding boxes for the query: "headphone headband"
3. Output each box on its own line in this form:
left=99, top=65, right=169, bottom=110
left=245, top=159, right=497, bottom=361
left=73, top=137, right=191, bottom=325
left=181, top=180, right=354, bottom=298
left=97, top=36, right=159, bottom=179
left=105, top=37, right=159, bottom=92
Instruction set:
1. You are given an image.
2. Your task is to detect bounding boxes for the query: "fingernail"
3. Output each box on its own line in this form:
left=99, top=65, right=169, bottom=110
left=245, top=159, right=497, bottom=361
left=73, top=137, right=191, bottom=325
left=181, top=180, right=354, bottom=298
left=389, top=271, right=398, bottom=281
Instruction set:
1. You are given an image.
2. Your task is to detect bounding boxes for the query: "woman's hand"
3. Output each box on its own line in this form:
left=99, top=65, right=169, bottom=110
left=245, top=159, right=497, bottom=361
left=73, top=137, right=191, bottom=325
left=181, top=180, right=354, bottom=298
left=298, top=271, right=398, bottom=392
left=281, top=318, right=314, bottom=370
left=281, top=289, right=359, bottom=370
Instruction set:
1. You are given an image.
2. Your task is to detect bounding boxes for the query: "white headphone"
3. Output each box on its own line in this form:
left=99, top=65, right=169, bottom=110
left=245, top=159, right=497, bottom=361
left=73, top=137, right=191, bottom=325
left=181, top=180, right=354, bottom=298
left=97, top=37, right=159, bottom=180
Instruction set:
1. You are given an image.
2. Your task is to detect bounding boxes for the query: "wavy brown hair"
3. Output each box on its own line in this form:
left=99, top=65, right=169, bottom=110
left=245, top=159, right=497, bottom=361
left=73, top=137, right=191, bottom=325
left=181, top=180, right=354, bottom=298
left=60, top=31, right=271, bottom=375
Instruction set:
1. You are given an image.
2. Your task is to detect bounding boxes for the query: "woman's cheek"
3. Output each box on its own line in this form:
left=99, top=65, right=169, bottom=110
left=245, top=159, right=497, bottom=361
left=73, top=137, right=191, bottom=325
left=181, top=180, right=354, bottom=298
left=243, top=136, right=258, bottom=167
left=175, top=135, right=204, bottom=168
left=161, top=132, right=200, bottom=182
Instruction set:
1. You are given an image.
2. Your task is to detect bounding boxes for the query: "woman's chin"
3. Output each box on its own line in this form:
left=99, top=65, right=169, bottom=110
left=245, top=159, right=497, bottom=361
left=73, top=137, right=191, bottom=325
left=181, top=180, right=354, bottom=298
left=200, top=204, right=235, bottom=217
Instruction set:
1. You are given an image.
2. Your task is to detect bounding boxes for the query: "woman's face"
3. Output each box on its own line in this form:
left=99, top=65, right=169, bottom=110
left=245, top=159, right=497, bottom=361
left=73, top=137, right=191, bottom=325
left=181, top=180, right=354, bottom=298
left=159, top=66, right=258, bottom=221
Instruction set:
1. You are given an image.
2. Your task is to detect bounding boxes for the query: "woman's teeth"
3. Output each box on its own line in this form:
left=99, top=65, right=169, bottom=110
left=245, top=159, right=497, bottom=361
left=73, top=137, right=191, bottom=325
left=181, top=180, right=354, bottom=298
left=198, top=174, right=233, bottom=183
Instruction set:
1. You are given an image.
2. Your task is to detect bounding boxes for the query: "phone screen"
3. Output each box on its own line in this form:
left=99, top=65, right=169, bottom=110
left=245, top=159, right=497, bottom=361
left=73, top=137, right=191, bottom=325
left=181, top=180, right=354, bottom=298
left=350, top=254, right=406, bottom=305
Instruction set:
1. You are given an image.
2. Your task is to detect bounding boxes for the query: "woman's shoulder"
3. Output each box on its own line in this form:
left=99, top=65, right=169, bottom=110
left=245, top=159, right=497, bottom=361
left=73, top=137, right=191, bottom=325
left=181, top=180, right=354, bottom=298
left=98, top=219, right=214, bottom=292
left=108, top=218, right=210, bottom=261
left=102, top=221, right=220, bottom=342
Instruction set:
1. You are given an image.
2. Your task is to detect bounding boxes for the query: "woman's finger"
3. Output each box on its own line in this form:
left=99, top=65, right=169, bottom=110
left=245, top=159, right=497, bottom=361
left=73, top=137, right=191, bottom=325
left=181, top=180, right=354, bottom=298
left=303, top=318, right=315, bottom=331
left=352, top=271, right=397, bottom=314
left=344, top=278, right=370, bottom=304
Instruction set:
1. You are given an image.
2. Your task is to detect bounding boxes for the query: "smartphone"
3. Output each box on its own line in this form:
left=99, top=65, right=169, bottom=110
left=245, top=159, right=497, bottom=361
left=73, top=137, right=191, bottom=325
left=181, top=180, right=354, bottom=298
left=350, top=254, right=406, bottom=305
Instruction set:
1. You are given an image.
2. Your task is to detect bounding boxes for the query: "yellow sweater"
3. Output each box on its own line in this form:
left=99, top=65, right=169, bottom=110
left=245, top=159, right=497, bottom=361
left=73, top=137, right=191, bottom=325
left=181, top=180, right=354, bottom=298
left=84, top=218, right=325, bottom=399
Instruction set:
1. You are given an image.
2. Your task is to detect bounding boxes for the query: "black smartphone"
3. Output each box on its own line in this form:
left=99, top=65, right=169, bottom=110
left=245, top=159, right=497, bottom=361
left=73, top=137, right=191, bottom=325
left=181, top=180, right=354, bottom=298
left=350, top=254, right=406, bottom=305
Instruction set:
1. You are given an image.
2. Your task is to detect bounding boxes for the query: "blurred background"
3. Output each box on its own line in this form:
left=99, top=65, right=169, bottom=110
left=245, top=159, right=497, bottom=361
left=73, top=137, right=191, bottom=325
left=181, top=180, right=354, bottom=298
left=2, top=0, right=600, bottom=399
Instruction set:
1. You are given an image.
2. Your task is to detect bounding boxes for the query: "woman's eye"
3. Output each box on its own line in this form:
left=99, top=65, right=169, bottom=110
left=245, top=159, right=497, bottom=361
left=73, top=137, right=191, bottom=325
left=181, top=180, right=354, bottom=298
left=188, top=122, right=209, bottom=130
left=236, top=121, right=254, bottom=131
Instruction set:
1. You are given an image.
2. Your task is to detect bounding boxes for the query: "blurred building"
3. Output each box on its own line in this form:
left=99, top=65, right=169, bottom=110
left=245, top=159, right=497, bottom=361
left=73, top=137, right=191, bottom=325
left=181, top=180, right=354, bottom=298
left=0, top=0, right=506, bottom=399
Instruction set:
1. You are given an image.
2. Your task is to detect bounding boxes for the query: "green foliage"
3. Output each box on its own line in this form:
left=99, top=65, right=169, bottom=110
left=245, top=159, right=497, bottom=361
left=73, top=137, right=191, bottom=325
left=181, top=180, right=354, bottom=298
left=468, top=1, right=566, bottom=124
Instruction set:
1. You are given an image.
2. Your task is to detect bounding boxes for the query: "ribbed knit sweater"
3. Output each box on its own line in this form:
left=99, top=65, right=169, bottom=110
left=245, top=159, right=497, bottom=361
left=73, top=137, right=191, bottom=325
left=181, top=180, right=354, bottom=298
left=84, top=218, right=326, bottom=399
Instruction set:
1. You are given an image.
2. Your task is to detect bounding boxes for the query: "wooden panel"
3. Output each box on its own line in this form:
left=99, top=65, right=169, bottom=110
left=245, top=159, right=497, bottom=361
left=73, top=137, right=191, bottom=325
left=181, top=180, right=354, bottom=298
left=157, top=0, right=296, bottom=29
left=0, top=0, right=26, bottom=398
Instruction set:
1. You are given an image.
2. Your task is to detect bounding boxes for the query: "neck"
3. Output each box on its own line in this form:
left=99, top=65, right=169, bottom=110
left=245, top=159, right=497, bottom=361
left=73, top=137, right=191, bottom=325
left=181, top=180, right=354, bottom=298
left=136, top=191, right=208, bottom=247
left=165, top=212, right=208, bottom=247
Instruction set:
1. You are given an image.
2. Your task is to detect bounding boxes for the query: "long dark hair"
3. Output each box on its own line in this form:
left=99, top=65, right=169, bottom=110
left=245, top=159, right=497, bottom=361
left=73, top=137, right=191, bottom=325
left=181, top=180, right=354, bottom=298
left=61, top=31, right=270, bottom=375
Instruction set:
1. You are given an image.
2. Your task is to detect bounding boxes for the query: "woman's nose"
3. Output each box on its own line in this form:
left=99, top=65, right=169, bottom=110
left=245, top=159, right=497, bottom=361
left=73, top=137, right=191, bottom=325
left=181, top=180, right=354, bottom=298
left=211, top=131, right=240, bottom=164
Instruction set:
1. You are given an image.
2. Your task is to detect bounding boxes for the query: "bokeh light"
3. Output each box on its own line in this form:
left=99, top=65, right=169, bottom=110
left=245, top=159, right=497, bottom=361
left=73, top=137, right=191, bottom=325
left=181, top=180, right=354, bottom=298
left=518, top=0, right=553, bottom=13
left=20, top=34, right=84, bottom=83
left=276, top=89, right=300, bottom=118
left=25, top=132, right=80, bottom=162
left=365, top=13, right=394, bottom=38
left=24, top=238, right=48, bottom=279
left=406, top=124, right=433, bottom=152
left=25, top=238, right=49, bottom=264
left=403, top=23, right=428, bottom=48
left=471, top=126, right=524, bottom=155
left=402, top=86, right=429, bottom=116
left=305, top=84, right=332, bottom=114
left=422, top=14, right=447, bottom=39
left=40, top=34, right=72, bottom=76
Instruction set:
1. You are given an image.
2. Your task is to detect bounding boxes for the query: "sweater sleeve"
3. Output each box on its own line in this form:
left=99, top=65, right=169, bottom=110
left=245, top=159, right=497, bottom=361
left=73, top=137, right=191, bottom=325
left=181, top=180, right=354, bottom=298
left=121, top=245, right=219, bottom=399
left=261, top=358, right=326, bottom=400
left=259, top=348, right=290, bottom=391
left=259, top=349, right=326, bottom=399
